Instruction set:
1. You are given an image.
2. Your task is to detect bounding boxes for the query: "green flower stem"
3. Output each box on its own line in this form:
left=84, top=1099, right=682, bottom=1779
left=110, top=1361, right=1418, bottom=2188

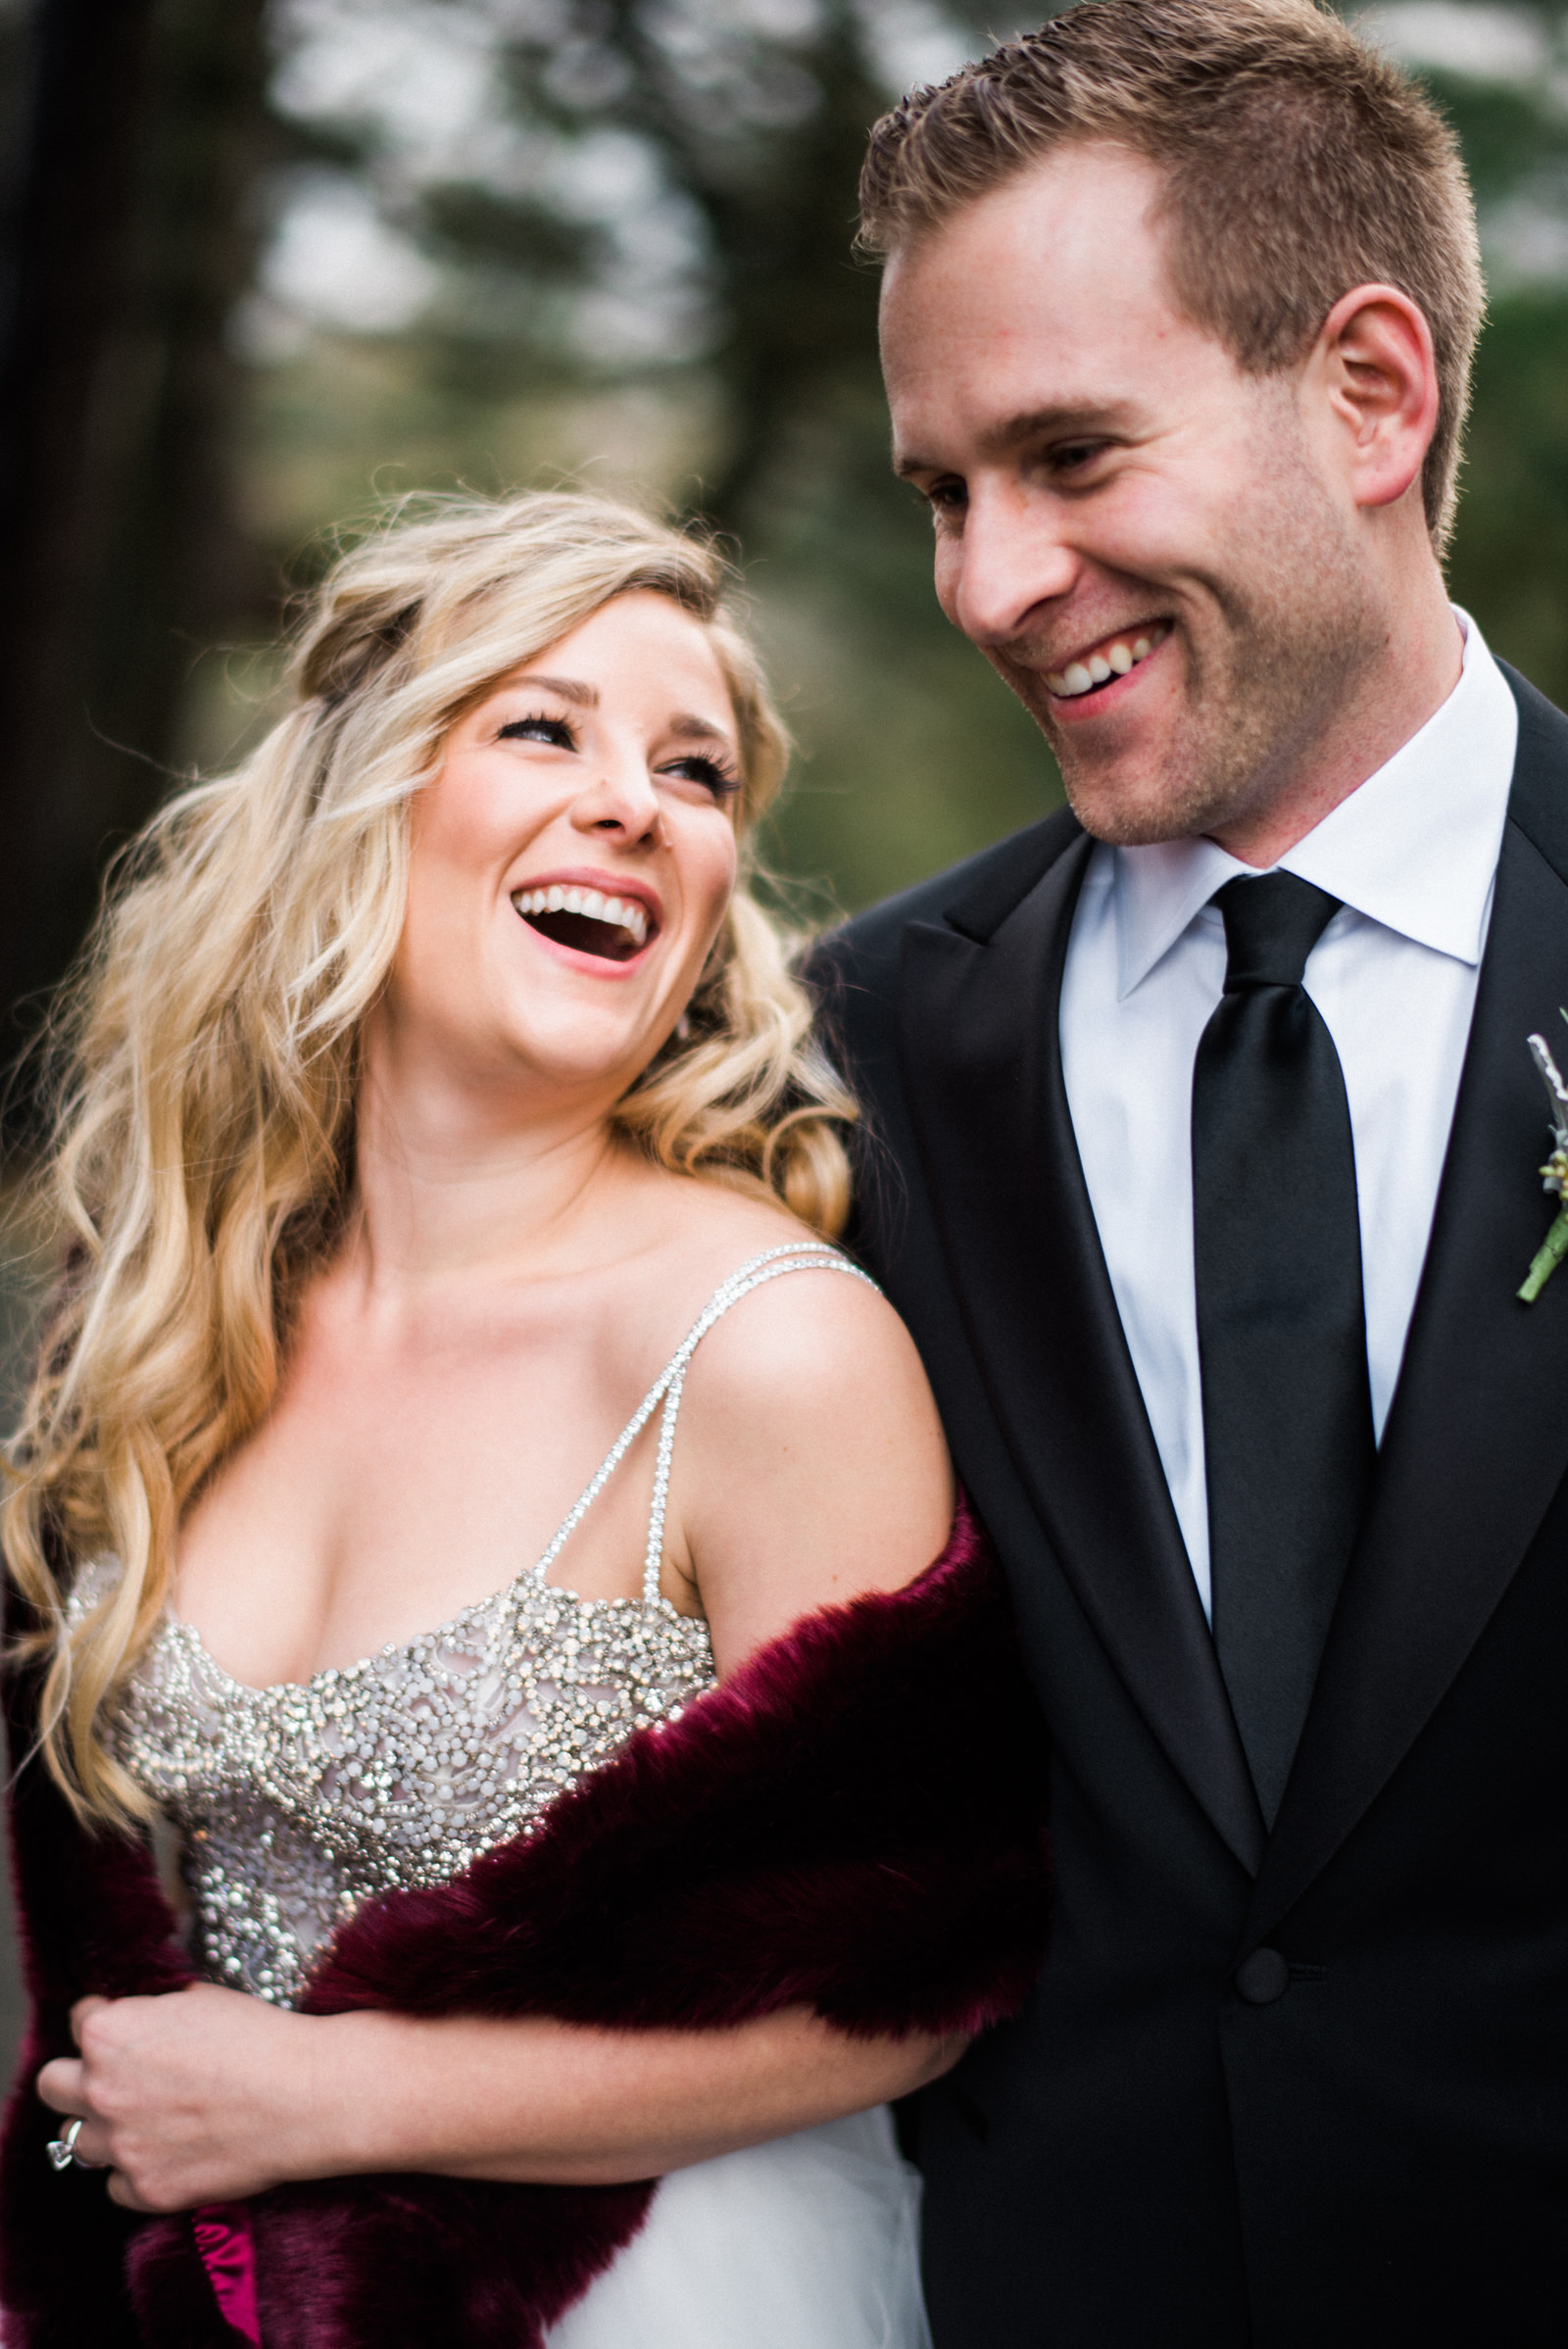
left=1519, top=1207, right=1568, bottom=1302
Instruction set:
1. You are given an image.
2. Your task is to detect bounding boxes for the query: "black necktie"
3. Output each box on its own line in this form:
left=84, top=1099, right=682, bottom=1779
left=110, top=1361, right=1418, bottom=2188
left=1192, top=872, right=1376, bottom=1825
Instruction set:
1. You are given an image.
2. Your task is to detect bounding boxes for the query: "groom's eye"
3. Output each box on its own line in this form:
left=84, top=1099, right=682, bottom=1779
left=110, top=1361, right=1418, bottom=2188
left=921, top=477, right=968, bottom=522
left=1050, top=439, right=1110, bottom=478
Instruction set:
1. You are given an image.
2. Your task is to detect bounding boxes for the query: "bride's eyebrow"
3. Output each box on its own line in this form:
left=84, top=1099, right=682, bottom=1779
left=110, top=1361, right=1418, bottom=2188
left=505, top=672, right=599, bottom=706
left=667, top=714, right=732, bottom=745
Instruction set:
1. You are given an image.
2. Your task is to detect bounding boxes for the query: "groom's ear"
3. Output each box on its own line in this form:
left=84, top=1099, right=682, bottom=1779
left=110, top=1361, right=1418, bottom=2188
left=1304, top=281, right=1441, bottom=517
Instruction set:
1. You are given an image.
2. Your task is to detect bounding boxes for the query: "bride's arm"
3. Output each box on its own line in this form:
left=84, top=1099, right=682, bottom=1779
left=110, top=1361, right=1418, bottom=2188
left=38, top=1267, right=967, bottom=2215
left=43, top=1988, right=964, bottom=2212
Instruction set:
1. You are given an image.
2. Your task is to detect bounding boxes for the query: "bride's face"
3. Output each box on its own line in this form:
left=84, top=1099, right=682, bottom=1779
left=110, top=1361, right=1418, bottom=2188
left=388, top=590, right=742, bottom=1111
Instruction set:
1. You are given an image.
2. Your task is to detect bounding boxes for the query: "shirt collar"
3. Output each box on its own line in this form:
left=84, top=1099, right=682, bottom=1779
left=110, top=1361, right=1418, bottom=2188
left=1113, top=610, right=1519, bottom=1002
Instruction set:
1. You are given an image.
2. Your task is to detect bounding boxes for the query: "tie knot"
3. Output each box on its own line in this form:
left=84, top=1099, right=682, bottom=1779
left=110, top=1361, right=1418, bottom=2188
left=1214, top=871, right=1341, bottom=992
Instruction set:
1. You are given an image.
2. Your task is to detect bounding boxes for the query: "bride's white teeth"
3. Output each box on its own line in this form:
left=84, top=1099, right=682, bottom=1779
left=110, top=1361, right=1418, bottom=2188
left=511, top=883, right=652, bottom=954
left=600, top=896, right=648, bottom=944
left=1108, top=642, right=1134, bottom=675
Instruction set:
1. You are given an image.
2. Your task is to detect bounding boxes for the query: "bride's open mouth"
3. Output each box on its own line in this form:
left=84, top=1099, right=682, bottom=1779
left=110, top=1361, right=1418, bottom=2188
left=512, top=883, right=656, bottom=963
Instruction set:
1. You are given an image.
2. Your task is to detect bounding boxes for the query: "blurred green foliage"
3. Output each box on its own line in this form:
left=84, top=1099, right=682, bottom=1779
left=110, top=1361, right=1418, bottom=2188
left=1450, top=292, right=1568, bottom=703
left=1420, top=45, right=1568, bottom=710
left=173, top=0, right=1066, bottom=921
left=193, top=3, right=1568, bottom=908
left=11, top=0, right=1568, bottom=1001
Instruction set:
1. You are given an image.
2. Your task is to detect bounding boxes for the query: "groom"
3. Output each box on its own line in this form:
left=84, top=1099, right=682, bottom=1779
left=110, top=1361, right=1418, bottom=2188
left=812, top=2, right=1568, bottom=2341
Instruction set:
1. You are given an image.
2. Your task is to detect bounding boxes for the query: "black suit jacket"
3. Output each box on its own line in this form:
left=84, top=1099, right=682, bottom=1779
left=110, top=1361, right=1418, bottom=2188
left=810, top=664, right=1568, bottom=2348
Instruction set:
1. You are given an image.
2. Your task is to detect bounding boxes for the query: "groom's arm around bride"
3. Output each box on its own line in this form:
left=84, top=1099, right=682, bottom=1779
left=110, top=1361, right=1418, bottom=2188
left=813, top=4, right=1568, bottom=2343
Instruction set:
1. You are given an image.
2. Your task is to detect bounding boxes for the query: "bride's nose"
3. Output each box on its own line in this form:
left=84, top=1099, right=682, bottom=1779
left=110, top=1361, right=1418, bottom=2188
left=570, top=751, right=662, bottom=841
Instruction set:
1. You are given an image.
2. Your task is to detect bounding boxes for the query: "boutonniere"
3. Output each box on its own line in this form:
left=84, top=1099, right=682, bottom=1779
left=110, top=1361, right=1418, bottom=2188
left=1519, top=1020, right=1568, bottom=1301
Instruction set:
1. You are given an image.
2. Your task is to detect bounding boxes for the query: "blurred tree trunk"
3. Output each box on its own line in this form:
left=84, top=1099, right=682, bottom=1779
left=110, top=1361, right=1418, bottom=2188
left=90, top=0, right=274, bottom=831
left=0, top=0, right=157, bottom=1083
left=0, top=0, right=271, bottom=1131
left=589, top=0, right=890, bottom=537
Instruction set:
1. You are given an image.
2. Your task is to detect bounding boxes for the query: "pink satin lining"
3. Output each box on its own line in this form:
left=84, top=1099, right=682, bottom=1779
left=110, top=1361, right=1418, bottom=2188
left=193, top=2202, right=262, bottom=2344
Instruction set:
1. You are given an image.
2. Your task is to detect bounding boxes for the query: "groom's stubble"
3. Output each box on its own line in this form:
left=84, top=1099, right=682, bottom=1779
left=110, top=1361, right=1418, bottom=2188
left=993, top=412, right=1387, bottom=851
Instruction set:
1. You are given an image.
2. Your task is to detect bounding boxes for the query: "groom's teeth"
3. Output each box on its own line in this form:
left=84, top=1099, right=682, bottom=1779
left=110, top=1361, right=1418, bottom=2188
left=1049, top=625, right=1168, bottom=698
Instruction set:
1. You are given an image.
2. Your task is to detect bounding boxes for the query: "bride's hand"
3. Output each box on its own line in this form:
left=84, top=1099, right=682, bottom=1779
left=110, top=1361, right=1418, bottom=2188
left=35, top=1984, right=321, bottom=2211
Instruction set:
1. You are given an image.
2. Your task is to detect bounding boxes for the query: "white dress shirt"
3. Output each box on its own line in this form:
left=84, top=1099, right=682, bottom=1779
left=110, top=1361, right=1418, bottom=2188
left=1058, top=612, right=1518, bottom=1618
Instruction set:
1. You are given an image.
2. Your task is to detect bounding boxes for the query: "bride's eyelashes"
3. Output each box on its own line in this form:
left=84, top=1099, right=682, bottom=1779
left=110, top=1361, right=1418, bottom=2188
left=496, top=710, right=740, bottom=801
left=498, top=711, right=577, bottom=750
left=657, top=752, right=741, bottom=799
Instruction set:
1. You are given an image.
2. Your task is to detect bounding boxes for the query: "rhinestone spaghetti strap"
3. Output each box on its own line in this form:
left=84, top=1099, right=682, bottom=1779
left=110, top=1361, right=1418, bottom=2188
left=528, top=1242, right=878, bottom=1604
left=94, top=1242, right=875, bottom=2006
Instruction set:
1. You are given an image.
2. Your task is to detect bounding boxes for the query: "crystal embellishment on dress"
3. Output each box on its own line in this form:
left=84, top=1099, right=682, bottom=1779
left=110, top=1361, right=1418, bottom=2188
left=88, top=1246, right=874, bottom=2008
left=110, top=1569, right=716, bottom=2006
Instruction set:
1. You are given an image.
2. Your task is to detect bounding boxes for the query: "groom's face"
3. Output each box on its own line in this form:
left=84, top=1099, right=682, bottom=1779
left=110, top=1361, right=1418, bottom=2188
left=880, top=143, right=1381, bottom=847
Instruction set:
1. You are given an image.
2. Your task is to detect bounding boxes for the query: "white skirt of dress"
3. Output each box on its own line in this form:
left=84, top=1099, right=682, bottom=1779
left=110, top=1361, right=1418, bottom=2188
left=544, top=2105, right=932, bottom=2349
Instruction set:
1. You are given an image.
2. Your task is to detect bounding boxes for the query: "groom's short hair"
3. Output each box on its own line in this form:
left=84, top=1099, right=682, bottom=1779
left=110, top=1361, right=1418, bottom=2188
left=858, top=0, right=1484, bottom=550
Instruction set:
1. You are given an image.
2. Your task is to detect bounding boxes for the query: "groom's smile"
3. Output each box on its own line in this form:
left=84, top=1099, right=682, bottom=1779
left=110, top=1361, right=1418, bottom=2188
left=1043, top=617, right=1171, bottom=703
left=879, top=140, right=1429, bottom=863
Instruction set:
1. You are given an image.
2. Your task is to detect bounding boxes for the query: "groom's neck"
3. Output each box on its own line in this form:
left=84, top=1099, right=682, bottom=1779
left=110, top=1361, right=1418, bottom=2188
left=1206, top=567, right=1464, bottom=870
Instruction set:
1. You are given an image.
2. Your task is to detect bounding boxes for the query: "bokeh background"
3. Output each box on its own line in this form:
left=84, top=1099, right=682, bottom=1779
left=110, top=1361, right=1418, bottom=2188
left=2, top=0, right=1568, bottom=2067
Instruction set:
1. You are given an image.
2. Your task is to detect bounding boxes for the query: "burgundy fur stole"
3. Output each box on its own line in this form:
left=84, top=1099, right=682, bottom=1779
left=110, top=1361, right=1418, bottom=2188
left=0, top=1504, right=1050, bottom=2347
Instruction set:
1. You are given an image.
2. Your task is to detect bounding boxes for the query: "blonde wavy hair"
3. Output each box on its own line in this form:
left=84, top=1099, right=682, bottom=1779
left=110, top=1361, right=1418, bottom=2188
left=4, top=489, right=856, bottom=1823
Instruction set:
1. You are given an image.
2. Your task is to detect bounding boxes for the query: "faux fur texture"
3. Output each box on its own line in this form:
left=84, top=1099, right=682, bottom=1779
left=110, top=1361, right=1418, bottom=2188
left=0, top=1503, right=1050, bottom=2347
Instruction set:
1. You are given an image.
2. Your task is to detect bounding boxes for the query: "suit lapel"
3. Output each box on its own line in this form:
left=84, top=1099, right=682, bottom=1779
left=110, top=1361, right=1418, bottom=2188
left=1250, top=667, right=1568, bottom=1938
left=901, top=835, right=1266, bottom=1874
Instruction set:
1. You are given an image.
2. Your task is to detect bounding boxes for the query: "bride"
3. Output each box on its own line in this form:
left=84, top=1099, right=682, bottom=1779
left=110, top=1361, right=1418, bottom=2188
left=1, top=492, right=1046, bottom=2348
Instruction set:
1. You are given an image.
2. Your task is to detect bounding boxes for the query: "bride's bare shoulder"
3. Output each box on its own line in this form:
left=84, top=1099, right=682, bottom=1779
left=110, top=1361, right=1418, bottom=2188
left=654, top=1186, right=954, bottom=1670
left=648, top=1179, right=915, bottom=1372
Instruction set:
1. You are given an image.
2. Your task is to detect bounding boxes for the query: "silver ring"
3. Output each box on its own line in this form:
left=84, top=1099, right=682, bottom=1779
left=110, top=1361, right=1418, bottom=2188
left=45, top=2116, right=85, bottom=2172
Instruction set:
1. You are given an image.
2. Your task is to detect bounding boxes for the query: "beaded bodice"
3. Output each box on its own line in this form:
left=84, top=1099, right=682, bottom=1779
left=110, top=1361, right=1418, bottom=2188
left=85, top=1246, right=869, bottom=2007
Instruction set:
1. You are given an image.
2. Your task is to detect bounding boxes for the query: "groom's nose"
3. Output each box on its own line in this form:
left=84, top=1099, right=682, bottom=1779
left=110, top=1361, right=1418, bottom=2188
left=938, top=479, right=1081, bottom=651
